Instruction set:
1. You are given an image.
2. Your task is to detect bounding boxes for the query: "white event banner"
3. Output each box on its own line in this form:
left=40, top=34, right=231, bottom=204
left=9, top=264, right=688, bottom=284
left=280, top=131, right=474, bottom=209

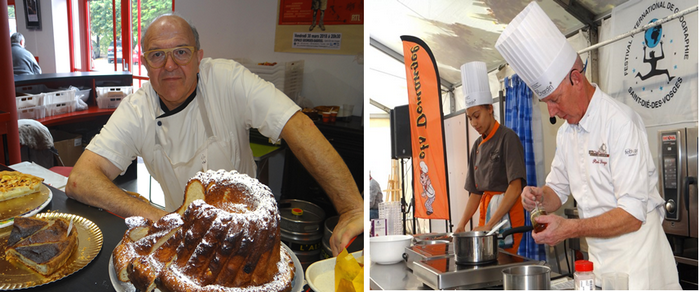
left=607, top=0, right=697, bottom=126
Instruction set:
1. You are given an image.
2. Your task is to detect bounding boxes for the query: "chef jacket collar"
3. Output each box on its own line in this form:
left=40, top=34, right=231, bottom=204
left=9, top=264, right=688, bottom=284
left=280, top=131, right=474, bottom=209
left=157, top=74, right=199, bottom=118
left=479, top=121, right=501, bottom=146
left=567, top=83, right=602, bottom=133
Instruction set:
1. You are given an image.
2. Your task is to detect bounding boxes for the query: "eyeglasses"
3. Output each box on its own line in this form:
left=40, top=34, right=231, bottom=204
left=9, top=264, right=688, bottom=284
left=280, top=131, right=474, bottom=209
left=569, top=58, right=588, bottom=86
left=143, top=46, right=196, bottom=69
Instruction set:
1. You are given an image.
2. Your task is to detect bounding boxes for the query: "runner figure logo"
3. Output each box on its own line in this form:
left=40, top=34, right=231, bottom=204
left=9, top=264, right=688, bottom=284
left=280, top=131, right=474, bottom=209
left=419, top=161, right=436, bottom=216
left=635, top=19, right=675, bottom=82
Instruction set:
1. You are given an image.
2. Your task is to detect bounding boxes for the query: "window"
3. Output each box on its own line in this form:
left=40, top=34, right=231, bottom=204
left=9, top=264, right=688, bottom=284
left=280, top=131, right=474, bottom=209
left=88, top=0, right=117, bottom=72
left=86, top=0, right=172, bottom=87
left=8, top=5, right=16, bottom=35
left=131, top=0, right=172, bottom=87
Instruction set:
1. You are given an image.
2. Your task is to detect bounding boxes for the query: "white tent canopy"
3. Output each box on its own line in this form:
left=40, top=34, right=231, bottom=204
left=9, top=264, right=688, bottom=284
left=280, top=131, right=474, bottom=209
left=366, top=0, right=698, bottom=235
left=367, top=0, right=631, bottom=115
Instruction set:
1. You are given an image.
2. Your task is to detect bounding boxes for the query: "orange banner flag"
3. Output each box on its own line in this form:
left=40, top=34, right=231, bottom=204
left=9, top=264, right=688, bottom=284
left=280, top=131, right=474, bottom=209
left=400, top=36, right=451, bottom=220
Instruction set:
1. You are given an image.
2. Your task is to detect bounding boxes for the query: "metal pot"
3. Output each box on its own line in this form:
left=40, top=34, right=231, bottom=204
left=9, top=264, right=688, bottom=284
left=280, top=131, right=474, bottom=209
left=502, top=265, right=551, bottom=290
left=452, top=226, right=532, bottom=264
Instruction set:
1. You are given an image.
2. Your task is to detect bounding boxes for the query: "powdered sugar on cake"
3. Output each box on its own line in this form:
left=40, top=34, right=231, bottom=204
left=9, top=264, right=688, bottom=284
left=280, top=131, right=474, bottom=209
left=167, top=246, right=294, bottom=292
left=188, top=170, right=281, bottom=228
left=114, top=170, right=293, bottom=292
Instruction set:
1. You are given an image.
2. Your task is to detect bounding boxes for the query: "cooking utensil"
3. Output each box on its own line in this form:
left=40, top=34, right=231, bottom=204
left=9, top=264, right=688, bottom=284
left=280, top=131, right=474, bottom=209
left=502, top=265, right=551, bottom=290
left=412, top=233, right=452, bottom=245
left=486, top=219, right=508, bottom=236
left=345, top=236, right=357, bottom=249
left=414, top=239, right=450, bottom=246
left=369, top=235, right=412, bottom=264
left=452, top=226, right=533, bottom=264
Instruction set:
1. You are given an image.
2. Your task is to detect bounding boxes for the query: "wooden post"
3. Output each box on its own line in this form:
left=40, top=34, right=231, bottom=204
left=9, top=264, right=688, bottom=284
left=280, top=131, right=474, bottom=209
left=384, top=159, right=402, bottom=202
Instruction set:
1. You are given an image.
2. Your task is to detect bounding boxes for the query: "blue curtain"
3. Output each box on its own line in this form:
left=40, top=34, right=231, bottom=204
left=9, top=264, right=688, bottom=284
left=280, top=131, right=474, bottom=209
left=504, top=74, right=546, bottom=261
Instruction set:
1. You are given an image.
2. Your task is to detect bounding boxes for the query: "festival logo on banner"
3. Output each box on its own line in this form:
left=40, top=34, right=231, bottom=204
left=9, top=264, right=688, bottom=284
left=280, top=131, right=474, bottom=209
left=400, top=36, right=451, bottom=220
left=613, top=0, right=696, bottom=126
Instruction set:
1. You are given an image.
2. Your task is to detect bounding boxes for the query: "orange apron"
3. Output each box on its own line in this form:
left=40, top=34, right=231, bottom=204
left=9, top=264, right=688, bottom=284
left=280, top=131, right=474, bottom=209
left=478, top=191, right=525, bottom=254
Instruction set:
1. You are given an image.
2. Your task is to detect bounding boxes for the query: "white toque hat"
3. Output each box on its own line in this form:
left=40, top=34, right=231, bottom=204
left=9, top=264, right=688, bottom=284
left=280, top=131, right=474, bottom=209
left=495, top=1, right=577, bottom=99
left=460, top=61, right=492, bottom=109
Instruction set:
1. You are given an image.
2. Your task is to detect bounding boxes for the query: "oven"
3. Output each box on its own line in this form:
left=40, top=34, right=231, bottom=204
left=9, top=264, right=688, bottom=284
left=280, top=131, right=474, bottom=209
left=658, top=127, right=697, bottom=289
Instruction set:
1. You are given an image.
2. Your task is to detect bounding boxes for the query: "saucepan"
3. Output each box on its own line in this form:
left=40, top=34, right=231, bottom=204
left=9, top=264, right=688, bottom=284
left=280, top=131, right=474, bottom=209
left=452, top=226, right=533, bottom=264
left=502, top=265, right=551, bottom=290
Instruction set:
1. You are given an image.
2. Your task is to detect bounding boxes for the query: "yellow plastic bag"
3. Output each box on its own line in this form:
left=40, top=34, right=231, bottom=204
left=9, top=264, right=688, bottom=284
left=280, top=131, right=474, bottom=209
left=352, top=264, right=363, bottom=292
left=334, top=249, right=363, bottom=292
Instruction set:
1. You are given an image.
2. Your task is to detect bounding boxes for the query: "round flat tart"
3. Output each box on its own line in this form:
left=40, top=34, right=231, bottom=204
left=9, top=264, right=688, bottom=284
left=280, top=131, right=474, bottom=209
left=0, top=213, right=103, bottom=290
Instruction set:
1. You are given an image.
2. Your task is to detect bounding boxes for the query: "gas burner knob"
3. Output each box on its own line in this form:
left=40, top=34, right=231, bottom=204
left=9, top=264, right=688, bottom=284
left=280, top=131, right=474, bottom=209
left=665, top=199, right=676, bottom=213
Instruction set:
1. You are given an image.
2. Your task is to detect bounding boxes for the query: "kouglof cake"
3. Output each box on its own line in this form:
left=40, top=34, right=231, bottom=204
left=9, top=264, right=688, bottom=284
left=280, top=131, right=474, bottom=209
left=113, top=170, right=294, bottom=292
left=5, top=216, right=78, bottom=276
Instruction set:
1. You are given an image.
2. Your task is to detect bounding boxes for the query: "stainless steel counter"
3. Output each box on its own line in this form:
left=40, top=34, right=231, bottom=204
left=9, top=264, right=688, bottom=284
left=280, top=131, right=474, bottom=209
left=369, top=262, right=431, bottom=290
left=370, top=260, right=573, bottom=290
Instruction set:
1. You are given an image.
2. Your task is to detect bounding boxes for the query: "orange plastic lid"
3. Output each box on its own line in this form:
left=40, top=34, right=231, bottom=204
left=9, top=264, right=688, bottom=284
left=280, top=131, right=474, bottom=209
left=292, top=208, right=304, bottom=216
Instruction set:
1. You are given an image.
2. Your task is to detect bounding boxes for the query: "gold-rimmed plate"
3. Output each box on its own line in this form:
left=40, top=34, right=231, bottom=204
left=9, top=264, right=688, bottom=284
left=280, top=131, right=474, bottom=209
left=0, top=213, right=103, bottom=290
left=0, top=184, right=53, bottom=229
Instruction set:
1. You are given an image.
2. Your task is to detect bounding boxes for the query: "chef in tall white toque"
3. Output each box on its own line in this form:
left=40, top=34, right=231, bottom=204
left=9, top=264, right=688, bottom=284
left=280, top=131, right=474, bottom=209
left=495, top=1, right=680, bottom=289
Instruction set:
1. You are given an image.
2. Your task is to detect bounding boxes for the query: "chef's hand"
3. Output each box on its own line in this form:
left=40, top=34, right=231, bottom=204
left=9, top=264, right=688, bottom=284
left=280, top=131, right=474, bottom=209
left=330, top=208, right=363, bottom=257
left=521, top=186, right=544, bottom=212
left=530, top=214, right=569, bottom=246
left=454, top=225, right=466, bottom=233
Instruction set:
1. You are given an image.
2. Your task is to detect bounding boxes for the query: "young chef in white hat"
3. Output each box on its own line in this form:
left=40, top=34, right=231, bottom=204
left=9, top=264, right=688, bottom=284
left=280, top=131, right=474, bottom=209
left=495, top=2, right=680, bottom=289
left=454, top=61, right=527, bottom=255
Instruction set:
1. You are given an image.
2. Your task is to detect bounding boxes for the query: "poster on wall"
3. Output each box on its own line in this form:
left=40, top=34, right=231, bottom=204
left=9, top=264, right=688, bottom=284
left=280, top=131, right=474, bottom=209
left=274, top=0, right=363, bottom=55
left=24, top=0, right=41, bottom=30
left=607, top=0, right=697, bottom=126
left=401, top=35, right=451, bottom=221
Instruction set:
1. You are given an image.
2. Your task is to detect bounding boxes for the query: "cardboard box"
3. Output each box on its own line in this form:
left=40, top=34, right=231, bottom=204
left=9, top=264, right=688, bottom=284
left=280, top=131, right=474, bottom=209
left=50, top=130, right=83, bottom=166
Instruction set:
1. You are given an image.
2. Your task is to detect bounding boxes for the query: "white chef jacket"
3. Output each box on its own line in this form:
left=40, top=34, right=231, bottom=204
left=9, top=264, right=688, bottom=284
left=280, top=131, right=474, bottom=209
left=87, top=57, right=300, bottom=200
left=546, top=85, right=680, bottom=289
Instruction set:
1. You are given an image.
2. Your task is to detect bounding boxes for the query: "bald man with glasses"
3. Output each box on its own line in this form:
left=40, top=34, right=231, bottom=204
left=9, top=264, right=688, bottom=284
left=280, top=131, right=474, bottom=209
left=66, top=13, right=362, bottom=257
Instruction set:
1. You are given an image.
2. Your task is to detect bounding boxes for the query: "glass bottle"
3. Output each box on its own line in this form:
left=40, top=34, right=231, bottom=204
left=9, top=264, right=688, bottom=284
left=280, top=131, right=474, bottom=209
left=530, top=200, right=548, bottom=233
left=574, top=260, right=595, bottom=290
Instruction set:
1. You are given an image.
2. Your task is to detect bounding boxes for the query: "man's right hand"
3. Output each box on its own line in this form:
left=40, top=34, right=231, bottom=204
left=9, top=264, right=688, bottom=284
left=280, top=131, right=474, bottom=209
left=521, top=186, right=544, bottom=212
